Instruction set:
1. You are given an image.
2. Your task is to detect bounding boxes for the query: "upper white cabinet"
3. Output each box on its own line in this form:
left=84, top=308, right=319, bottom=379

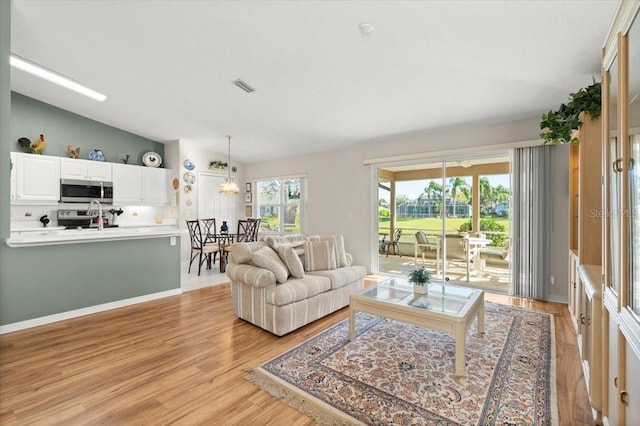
left=60, top=158, right=112, bottom=181
left=12, top=152, right=60, bottom=204
left=113, top=164, right=171, bottom=206
left=142, top=167, right=171, bottom=205
left=112, top=163, right=143, bottom=204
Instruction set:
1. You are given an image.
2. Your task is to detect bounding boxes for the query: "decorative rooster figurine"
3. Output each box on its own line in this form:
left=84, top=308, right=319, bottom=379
left=66, top=145, right=80, bottom=159
left=30, top=134, right=46, bottom=154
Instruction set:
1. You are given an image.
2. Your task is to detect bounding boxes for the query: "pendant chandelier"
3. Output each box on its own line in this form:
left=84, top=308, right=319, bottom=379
left=219, top=135, right=239, bottom=194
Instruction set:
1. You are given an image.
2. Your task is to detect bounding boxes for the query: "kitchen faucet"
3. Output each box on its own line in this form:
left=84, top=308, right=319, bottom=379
left=87, top=199, right=103, bottom=231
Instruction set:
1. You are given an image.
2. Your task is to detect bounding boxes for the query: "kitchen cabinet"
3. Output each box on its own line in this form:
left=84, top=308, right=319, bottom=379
left=113, top=164, right=171, bottom=206
left=112, top=163, right=143, bottom=204
left=577, top=265, right=602, bottom=420
left=10, top=152, right=16, bottom=201
left=60, top=158, right=112, bottom=181
left=11, top=152, right=60, bottom=204
left=142, top=167, right=171, bottom=205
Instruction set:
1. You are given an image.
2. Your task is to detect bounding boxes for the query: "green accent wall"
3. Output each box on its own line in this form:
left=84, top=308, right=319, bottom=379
left=11, top=92, right=164, bottom=165
left=0, top=3, right=180, bottom=326
left=1, top=238, right=180, bottom=323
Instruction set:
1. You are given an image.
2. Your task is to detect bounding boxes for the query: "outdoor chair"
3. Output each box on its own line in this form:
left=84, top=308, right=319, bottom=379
left=414, top=231, right=441, bottom=275
left=381, top=228, right=402, bottom=257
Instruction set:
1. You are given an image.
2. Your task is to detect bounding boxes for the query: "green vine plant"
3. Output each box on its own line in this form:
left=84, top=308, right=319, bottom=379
left=539, top=81, right=602, bottom=144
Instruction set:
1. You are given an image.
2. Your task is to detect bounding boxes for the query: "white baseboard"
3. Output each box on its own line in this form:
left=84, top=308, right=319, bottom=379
left=0, top=288, right=183, bottom=335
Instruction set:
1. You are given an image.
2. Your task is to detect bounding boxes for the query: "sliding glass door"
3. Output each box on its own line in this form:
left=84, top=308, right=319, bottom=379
left=377, top=155, right=512, bottom=293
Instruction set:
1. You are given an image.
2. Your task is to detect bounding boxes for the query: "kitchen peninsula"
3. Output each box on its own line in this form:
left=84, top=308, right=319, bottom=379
left=7, top=223, right=183, bottom=247
left=2, top=93, right=182, bottom=331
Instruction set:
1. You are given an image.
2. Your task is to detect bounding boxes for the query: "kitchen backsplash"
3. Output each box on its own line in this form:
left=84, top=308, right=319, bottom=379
left=11, top=204, right=178, bottom=230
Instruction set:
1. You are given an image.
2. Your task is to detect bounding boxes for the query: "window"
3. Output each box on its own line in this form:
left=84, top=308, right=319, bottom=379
left=255, top=177, right=306, bottom=234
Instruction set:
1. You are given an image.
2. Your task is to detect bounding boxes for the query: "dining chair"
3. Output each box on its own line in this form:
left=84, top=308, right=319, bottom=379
left=237, top=219, right=259, bottom=242
left=381, top=228, right=402, bottom=257
left=247, top=218, right=261, bottom=241
left=200, top=218, right=217, bottom=244
left=186, top=219, right=220, bottom=276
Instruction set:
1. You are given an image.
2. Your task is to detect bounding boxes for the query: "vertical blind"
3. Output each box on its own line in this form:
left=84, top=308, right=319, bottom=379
left=512, top=146, right=551, bottom=299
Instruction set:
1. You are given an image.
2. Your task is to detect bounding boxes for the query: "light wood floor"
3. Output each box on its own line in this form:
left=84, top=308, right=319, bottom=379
left=0, top=279, right=593, bottom=425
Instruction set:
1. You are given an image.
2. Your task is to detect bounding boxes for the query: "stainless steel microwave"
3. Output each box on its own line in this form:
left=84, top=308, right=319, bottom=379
left=60, top=179, right=113, bottom=204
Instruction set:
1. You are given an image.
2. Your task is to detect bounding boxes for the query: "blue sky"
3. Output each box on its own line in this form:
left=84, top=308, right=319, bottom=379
left=381, top=174, right=510, bottom=201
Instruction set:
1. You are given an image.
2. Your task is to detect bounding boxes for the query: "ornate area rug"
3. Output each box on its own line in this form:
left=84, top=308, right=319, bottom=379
left=248, top=302, right=557, bottom=425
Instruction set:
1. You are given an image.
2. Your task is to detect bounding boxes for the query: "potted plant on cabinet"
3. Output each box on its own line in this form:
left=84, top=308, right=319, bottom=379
left=539, top=81, right=602, bottom=145
left=408, top=266, right=431, bottom=294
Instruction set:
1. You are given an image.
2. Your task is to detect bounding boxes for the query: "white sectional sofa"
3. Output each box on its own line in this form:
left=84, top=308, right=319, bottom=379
left=226, top=234, right=366, bottom=336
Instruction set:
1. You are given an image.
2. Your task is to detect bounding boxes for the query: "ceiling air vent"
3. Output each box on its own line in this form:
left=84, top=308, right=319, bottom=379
left=232, top=79, right=255, bottom=93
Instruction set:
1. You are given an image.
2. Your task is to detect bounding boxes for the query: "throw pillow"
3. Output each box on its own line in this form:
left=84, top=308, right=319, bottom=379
left=303, top=240, right=337, bottom=271
left=278, top=246, right=305, bottom=279
left=252, top=246, right=289, bottom=284
left=321, top=235, right=348, bottom=268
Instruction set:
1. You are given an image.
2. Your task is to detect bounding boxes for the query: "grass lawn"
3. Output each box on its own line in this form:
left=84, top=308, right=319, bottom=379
left=379, top=217, right=510, bottom=241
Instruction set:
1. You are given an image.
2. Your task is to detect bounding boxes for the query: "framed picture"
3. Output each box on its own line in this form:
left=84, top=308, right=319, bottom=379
left=245, top=193, right=252, bottom=203
left=245, top=182, right=252, bottom=193
left=245, top=205, right=253, bottom=217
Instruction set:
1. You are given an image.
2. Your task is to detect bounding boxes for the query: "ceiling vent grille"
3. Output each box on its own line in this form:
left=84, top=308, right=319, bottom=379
left=232, top=79, right=255, bottom=93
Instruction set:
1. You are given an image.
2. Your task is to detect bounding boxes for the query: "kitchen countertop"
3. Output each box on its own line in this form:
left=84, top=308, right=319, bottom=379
left=6, top=225, right=185, bottom=247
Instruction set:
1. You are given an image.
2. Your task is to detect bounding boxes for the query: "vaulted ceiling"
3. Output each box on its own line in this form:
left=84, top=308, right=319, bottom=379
left=10, top=1, right=618, bottom=163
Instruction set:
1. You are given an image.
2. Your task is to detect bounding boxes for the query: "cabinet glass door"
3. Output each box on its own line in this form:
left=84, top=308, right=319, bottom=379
left=630, top=136, right=640, bottom=314
left=628, top=15, right=640, bottom=316
left=608, top=57, right=621, bottom=295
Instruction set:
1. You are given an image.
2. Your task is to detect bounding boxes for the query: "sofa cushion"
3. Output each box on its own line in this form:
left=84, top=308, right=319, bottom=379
left=320, top=235, right=348, bottom=268
left=264, top=234, right=306, bottom=250
left=306, top=265, right=367, bottom=289
left=230, top=241, right=265, bottom=264
left=252, top=246, right=289, bottom=284
left=265, top=275, right=331, bottom=306
left=278, top=246, right=305, bottom=279
left=303, top=240, right=337, bottom=271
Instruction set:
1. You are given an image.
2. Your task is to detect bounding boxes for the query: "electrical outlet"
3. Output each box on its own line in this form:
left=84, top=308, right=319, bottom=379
left=550, top=276, right=555, bottom=286
left=170, top=237, right=176, bottom=246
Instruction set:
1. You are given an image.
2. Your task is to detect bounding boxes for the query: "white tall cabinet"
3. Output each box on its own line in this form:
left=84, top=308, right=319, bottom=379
left=601, top=2, right=640, bottom=425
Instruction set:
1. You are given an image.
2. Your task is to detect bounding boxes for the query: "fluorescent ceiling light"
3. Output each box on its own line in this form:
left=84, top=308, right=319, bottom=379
left=10, top=54, right=108, bottom=102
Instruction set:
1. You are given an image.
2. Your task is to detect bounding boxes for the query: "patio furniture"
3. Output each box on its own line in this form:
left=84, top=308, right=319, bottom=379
left=381, top=228, right=402, bottom=257
left=461, top=236, right=492, bottom=282
left=414, top=231, right=441, bottom=275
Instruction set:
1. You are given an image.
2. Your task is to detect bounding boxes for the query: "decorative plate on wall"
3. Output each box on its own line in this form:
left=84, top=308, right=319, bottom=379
left=184, top=184, right=192, bottom=194
left=183, top=172, right=196, bottom=184
left=184, top=159, right=195, bottom=170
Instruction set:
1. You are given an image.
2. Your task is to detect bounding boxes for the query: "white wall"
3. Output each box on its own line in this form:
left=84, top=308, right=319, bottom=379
left=245, top=116, right=545, bottom=272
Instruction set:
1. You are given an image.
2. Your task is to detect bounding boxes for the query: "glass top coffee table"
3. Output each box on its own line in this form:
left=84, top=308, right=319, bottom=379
left=349, top=277, right=485, bottom=377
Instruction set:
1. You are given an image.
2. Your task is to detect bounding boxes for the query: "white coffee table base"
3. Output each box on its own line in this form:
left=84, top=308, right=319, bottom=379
left=349, top=287, right=484, bottom=377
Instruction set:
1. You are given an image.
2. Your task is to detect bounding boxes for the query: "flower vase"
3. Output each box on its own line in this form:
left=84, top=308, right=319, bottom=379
left=413, top=283, right=427, bottom=294
left=220, top=221, right=229, bottom=234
